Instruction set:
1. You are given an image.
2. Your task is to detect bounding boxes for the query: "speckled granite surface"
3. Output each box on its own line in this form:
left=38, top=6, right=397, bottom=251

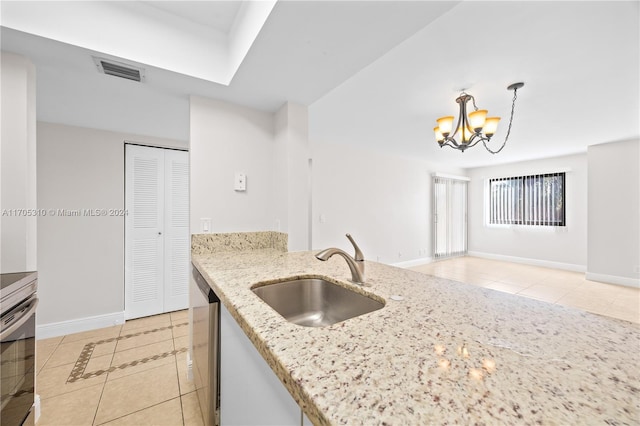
left=191, top=232, right=287, bottom=254
left=192, top=249, right=640, bottom=426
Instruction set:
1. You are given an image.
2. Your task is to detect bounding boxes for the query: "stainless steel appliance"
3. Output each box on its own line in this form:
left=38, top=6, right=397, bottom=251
left=1, top=272, right=38, bottom=426
left=190, top=265, right=220, bottom=426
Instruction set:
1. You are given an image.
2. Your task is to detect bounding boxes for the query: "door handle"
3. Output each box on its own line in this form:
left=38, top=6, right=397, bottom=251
left=1, top=297, right=38, bottom=341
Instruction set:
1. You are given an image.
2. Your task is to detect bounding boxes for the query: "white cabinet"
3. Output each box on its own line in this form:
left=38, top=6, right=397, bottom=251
left=220, top=303, right=306, bottom=425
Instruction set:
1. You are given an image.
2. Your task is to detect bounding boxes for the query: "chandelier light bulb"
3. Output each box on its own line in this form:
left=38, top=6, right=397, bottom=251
left=468, top=109, right=488, bottom=131
left=457, top=125, right=475, bottom=144
left=436, top=116, right=454, bottom=136
left=483, top=117, right=501, bottom=136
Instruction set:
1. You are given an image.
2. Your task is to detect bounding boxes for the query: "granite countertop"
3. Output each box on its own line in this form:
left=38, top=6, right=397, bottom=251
left=192, top=248, right=640, bottom=425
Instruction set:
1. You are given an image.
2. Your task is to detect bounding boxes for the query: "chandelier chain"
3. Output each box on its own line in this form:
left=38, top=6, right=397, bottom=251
left=483, top=87, right=519, bottom=155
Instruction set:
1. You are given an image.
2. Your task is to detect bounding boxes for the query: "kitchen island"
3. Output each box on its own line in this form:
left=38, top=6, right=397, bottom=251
left=191, top=233, right=639, bottom=425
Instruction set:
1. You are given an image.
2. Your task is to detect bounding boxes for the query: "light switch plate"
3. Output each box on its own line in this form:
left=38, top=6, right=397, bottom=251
left=201, top=218, right=212, bottom=233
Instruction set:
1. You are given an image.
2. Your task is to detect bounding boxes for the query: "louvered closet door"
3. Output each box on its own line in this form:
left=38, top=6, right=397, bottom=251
left=125, top=145, right=189, bottom=320
left=163, top=149, right=189, bottom=312
left=125, top=145, right=165, bottom=319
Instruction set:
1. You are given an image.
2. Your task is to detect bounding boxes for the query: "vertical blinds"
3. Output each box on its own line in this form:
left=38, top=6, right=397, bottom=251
left=489, top=172, right=565, bottom=226
left=433, top=176, right=468, bottom=259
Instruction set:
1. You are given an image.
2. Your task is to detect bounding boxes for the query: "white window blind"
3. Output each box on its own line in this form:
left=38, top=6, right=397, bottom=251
left=433, top=176, right=468, bottom=259
left=489, top=172, right=565, bottom=226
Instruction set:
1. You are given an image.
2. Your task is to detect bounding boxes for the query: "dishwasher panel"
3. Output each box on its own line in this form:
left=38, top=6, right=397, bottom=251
left=190, top=265, right=220, bottom=426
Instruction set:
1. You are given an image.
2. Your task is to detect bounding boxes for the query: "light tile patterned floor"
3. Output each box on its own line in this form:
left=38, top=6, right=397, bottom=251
left=36, top=257, right=639, bottom=425
left=410, top=256, right=640, bottom=324
left=36, top=309, right=202, bottom=426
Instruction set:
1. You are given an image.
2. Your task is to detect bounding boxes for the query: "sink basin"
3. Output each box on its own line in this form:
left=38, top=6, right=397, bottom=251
left=251, top=278, right=384, bottom=327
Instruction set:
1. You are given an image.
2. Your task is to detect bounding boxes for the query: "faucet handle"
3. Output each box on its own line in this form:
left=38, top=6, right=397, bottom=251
left=345, top=234, right=364, bottom=261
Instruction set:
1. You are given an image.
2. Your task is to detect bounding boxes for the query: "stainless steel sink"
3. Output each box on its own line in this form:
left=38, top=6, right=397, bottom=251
left=251, top=278, right=384, bottom=327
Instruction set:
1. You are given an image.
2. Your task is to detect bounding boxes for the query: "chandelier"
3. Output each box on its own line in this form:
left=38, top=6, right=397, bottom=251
left=433, top=82, right=524, bottom=154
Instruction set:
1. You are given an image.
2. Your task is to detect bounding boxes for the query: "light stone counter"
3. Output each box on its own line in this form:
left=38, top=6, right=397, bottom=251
left=192, top=248, right=639, bottom=425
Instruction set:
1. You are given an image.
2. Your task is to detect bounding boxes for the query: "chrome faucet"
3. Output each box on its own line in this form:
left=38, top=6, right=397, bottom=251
left=315, top=234, right=366, bottom=284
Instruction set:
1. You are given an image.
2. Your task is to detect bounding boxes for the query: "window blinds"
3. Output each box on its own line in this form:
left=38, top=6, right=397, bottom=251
left=489, top=172, right=565, bottom=226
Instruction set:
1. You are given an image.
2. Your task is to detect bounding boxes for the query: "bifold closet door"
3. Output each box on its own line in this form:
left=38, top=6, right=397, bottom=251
left=162, top=149, right=190, bottom=313
left=125, top=144, right=189, bottom=319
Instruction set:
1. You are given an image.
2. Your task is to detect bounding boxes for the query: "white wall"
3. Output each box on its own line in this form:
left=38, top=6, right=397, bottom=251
left=1, top=52, right=37, bottom=273
left=274, top=102, right=310, bottom=251
left=190, top=96, right=275, bottom=234
left=37, top=122, right=186, bottom=333
left=587, top=139, right=640, bottom=287
left=311, top=141, right=465, bottom=265
left=189, top=95, right=467, bottom=265
left=466, top=153, right=588, bottom=270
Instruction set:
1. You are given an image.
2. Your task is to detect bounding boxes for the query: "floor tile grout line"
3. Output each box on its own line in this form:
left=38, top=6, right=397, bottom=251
left=92, top=361, right=184, bottom=426
left=174, top=353, right=187, bottom=426
left=90, top=372, right=110, bottom=426
left=36, top=337, right=65, bottom=373
left=93, top=393, right=184, bottom=426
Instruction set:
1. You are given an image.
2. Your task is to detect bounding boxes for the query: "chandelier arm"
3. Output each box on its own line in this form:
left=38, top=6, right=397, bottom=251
left=469, top=94, right=479, bottom=112
left=466, top=135, right=485, bottom=148
left=443, top=138, right=459, bottom=148
left=441, top=140, right=458, bottom=149
left=483, top=86, right=520, bottom=155
left=450, top=98, right=467, bottom=143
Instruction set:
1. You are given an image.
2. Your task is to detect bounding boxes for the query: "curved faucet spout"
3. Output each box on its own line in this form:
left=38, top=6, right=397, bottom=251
left=315, top=234, right=366, bottom=284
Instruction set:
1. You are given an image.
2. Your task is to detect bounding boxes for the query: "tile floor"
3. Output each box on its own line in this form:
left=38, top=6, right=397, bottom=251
left=410, top=256, right=639, bottom=324
left=35, top=256, right=639, bottom=425
left=35, top=309, right=202, bottom=426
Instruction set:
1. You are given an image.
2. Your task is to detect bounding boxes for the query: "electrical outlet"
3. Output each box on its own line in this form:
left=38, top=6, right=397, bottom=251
left=634, top=265, right=640, bottom=274
left=398, top=252, right=402, bottom=258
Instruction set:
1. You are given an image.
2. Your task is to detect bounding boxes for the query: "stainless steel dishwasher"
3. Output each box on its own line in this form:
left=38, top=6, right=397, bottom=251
left=190, top=264, right=220, bottom=426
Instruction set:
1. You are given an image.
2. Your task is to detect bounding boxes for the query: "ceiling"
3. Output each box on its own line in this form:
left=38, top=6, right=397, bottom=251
left=1, top=1, right=638, bottom=169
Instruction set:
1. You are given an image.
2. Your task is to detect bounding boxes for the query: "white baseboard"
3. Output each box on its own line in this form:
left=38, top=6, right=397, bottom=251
left=391, top=257, right=433, bottom=268
left=585, top=272, right=640, bottom=288
left=36, top=311, right=125, bottom=340
left=467, top=251, right=586, bottom=272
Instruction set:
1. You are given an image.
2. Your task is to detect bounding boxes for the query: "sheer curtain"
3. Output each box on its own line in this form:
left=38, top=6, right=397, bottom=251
left=433, top=175, right=468, bottom=259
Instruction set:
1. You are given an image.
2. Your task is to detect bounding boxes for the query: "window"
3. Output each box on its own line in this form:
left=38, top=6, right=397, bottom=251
left=489, top=172, right=565, bottom=226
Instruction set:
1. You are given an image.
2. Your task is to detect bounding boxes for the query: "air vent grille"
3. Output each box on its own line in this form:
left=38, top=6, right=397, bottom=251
left=93, top=57, right=145, bottom=82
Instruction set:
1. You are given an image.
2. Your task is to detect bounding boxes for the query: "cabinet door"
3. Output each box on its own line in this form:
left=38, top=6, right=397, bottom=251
left=125, top=145, right=164, bottom=319
left=220, top=304, right=301, bottom=425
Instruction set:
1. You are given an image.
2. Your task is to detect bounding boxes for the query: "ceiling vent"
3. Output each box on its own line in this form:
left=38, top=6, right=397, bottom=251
left=93, top=57, right=145, bottom=82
